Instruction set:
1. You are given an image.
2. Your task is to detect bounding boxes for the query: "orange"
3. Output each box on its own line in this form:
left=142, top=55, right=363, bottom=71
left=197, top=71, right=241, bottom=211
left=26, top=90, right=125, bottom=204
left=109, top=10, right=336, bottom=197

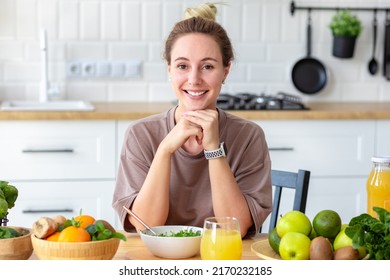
left=74, top=215, right=95, bottom=229
left=46, top=231, right=61, bottom=241
left=57, top=226, right=91, bottom=242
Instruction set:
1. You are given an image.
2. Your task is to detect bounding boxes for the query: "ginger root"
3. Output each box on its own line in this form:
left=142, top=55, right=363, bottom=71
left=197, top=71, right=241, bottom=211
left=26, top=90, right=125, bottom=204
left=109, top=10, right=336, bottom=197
left=51, top=215, right=67, bottom=227
left=32, top=217, right=58, bottom=239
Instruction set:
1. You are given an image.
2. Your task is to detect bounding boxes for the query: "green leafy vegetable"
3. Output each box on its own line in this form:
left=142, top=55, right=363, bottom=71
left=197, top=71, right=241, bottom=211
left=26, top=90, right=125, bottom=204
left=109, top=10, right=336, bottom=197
left=0, top=227, right=21, bottom=239
left=345, top=207, right=390, bottom=260
left=157, top=228, right=201, bottom=237
left=85, top=221, right=127, bottom=241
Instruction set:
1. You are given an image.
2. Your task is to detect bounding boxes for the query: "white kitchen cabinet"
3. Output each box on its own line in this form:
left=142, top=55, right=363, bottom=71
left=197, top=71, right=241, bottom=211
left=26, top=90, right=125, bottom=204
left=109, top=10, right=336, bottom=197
left=0, top=121, right=119, bottom=228
left=8, top=180, right=116, bottom=228
left=255, top=120, right=375, bottom=231
left=0, top=121, right=116, bottom=180
left=376, top=120, right=390, bottom=156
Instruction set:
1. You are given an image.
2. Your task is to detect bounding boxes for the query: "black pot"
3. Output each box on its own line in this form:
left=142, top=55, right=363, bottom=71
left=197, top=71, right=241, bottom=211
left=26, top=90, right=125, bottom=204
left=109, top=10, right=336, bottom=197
left=332, top=36, right=357, bottom=58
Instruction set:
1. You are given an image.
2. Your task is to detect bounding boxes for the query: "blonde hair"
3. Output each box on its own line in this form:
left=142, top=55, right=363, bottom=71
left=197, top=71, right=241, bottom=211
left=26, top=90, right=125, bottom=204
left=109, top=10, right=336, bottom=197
left=163, top=2, right=234, bottom=67
left=184, top=3, right=218, bottom=21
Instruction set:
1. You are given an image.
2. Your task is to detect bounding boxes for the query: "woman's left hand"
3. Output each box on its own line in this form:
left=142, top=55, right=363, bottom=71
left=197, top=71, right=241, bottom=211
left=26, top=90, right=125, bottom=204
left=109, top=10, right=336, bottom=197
left=182, top=109, right=220, bottom=150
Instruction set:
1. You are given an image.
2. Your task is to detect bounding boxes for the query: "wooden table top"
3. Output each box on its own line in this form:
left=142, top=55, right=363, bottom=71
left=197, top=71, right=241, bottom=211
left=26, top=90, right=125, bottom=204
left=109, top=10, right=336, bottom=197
left=29, top=232, right=267, bottom=260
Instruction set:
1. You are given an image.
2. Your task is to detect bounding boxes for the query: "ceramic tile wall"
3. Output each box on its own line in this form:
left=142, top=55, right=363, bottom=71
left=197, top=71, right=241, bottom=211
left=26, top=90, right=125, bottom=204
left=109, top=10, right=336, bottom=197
left=0, top=0, right=390, bottom=103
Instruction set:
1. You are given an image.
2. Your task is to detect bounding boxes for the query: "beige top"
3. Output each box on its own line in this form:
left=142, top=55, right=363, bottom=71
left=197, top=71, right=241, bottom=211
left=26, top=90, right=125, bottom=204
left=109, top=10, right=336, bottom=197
left=112, top=106, right=272, bottom=237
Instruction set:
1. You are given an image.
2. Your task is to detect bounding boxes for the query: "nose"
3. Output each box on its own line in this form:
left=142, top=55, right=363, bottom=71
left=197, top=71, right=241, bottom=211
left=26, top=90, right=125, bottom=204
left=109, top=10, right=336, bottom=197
left=188, top=69, right=202, bottom=85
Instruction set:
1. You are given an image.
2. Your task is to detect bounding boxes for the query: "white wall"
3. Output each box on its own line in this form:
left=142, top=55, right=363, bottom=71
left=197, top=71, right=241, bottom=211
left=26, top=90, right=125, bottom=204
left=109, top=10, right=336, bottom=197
left=0, top=0, right=390, bottom=103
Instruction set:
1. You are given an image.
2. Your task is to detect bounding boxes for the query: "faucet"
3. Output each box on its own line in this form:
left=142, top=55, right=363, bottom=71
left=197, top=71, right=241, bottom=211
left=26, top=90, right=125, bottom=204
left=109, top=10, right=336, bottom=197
left=39, top=29, right=49, bottom=102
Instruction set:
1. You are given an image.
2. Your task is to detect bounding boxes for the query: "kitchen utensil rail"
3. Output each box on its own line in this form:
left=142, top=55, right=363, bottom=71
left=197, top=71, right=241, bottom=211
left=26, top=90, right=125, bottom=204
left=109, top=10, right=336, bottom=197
left=290, top=1, right=390, bottom=16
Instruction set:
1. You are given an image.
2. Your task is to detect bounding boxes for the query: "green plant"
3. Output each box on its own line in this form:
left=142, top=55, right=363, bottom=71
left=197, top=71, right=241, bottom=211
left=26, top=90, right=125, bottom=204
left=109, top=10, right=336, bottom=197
left=0, top=181, right=18, bottom=223
left=329, top=10, right=363, bottom=37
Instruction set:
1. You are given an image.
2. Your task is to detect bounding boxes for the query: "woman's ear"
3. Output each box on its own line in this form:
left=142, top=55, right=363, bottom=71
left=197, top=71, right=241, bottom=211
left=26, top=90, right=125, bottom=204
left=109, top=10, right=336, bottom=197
left=223, top=62, right=231, bottom=83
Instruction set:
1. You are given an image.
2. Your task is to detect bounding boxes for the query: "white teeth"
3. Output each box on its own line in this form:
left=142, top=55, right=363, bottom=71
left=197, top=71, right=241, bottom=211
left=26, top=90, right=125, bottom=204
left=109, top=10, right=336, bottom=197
left=187, top=91, right=206, bottom=96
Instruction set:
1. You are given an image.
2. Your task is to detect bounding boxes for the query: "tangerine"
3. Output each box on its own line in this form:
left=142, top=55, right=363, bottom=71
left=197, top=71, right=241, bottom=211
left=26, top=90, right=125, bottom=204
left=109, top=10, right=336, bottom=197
left=74, top=215, right=96, bottom=229
left=46, top=231, right=61, bottom=241
left=57, top=225, right=91, bottom=242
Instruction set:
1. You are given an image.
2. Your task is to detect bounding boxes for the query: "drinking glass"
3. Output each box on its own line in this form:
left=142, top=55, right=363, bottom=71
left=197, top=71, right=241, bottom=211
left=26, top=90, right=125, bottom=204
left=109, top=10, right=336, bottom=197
left=200, top=216, right=242, bottom=260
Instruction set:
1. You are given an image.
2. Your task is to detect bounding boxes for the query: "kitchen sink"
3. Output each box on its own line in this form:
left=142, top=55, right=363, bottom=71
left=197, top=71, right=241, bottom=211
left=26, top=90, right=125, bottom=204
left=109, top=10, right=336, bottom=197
left=0, top=100, right=95, bottom=111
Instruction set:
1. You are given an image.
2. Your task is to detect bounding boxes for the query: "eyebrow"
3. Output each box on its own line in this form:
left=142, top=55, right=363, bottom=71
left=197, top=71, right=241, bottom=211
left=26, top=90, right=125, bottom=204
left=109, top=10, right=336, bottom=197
left=174, top=57, right=219, bottom=62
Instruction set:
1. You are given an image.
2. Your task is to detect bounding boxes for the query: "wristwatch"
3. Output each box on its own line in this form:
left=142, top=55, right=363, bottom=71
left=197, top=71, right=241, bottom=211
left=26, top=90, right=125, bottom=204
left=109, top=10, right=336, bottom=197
left=204, top=142, right=226, bottom=160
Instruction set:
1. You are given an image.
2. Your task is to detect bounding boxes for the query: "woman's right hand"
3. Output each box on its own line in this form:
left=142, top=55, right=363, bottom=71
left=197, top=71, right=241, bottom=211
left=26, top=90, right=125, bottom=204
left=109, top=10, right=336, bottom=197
left=159, top=116, right=204, bottom=154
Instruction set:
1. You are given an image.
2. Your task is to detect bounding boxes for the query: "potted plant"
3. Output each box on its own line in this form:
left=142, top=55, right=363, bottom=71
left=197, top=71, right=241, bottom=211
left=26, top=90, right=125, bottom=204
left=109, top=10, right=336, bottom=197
left=329, top=10, right=363, bottom=58
left=0, top=180, right=33, bottom=260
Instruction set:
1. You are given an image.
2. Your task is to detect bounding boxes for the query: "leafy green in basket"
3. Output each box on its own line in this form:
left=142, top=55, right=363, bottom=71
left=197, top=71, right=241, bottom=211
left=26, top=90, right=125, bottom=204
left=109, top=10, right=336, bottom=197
left=345, top=207, right=390, bottom=260
left=86, top=221, right=127, bottom=241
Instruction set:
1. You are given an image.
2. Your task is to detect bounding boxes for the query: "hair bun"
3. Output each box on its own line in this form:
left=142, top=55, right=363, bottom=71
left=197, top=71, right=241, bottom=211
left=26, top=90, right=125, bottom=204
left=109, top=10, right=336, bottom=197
left=184, top=2, right=218, bottom=21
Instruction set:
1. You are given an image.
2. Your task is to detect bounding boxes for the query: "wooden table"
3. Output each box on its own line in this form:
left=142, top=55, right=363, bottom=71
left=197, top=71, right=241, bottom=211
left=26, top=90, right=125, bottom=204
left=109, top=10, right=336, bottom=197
left=29, top=232, right=267, bottom=260
left=114, top=232, right=266, bottom=260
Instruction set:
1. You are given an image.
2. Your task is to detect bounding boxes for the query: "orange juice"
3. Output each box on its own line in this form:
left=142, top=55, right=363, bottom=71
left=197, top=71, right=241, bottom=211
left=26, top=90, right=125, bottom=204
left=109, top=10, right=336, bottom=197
left=200, top=228, right=242, bottom=260
left=366, top=157, right=390, bottom=217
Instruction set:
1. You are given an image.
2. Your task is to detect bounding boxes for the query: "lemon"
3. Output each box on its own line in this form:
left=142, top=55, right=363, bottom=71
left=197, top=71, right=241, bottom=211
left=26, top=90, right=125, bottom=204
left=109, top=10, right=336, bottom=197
left=268, top=227, right=281, bottom=255
left=313, top=209, right=342, bottom=239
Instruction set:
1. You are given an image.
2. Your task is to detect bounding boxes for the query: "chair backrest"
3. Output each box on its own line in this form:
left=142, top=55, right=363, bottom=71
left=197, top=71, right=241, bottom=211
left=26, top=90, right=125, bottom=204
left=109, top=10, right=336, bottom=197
left=267, top=169, right=311, bottom=233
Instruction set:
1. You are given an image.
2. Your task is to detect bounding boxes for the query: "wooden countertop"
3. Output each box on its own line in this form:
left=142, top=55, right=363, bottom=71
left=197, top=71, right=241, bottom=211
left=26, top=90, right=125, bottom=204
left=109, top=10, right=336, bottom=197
left=1, top=102, right=390, bottom=120
left=29, top=232, right=266, bottom=260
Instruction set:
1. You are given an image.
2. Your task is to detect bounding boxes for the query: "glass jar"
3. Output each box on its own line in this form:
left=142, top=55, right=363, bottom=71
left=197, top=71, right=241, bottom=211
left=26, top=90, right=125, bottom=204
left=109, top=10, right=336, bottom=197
left=366, top=156, right=390, bottom=217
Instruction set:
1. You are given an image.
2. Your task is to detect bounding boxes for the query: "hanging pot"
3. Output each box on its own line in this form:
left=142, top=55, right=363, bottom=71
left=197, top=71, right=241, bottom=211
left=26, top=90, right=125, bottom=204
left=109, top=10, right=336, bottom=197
left=332, top=36, right=357, bottom=58
left=291, top=11, right=328, bottom=95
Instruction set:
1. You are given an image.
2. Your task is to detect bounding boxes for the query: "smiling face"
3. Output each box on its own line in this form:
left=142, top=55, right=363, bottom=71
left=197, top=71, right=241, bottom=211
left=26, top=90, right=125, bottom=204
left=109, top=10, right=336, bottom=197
left=168, top=33, right=230, bottom=115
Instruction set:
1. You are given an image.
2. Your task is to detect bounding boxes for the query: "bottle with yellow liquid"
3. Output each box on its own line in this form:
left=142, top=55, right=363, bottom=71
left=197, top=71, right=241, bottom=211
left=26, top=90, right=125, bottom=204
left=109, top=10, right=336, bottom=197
left=366, top=157, right=390, bottom=217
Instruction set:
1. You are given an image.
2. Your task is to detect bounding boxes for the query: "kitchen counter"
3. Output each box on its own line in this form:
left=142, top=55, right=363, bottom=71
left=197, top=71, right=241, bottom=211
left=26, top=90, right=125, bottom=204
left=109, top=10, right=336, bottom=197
left=1, top=102, right=390, bottom=120
left=28, top=232, right=266, bottom=260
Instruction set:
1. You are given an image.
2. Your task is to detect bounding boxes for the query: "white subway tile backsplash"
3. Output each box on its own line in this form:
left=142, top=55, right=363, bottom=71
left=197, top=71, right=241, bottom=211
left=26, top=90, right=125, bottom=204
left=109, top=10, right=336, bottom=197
left=142, top=1, right=162, bottom=40
left=0, top=0, right=16, bottom=39
left=67, top=83, right=108, bottom=101
left=109, top=82, right=148, bottom=101
left=80, top=1, right=100, bottom=40
left=67, top=42, right=107, bottom=59
left=0, top=42, right=24, bottom=60
left=122, top=2, right=142, bottom=40
left=59, top=1, right=79, bottom=40
left=1, top=0, right=390, bottom=103
left=16, top=0, right=37, bottom=39
left=242, top=1, right=262, bottom=42
left=143, top=62, right=167, bottom=82
left=149, top=83, right=175, bottom=102
left=109, top=42, right=148, bottom=60
left=38, top=0, right=58, bottom=39
left=102, top=2, right=121, bottom=40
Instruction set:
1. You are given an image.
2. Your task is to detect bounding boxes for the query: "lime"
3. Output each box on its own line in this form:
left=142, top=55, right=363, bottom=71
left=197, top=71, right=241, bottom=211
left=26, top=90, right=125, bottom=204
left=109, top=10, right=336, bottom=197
left=313, top=210, right=342, bottom=239
left=268, top=227, right=281, bottom=255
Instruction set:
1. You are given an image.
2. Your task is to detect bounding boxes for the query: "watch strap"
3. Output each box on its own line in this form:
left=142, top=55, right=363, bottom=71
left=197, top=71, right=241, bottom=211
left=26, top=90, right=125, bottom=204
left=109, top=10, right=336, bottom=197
left=204, top=142, right=226, bottom=160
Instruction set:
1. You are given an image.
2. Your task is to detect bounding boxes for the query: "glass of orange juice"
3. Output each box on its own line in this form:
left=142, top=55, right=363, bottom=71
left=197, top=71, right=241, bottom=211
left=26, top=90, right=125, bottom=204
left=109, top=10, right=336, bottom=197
left=200, top=216, right=242, bottom=260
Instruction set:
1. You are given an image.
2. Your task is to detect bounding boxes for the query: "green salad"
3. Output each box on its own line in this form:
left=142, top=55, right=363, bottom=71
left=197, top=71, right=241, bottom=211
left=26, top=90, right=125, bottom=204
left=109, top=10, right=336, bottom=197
left=157, top=228, right=201, bottom=237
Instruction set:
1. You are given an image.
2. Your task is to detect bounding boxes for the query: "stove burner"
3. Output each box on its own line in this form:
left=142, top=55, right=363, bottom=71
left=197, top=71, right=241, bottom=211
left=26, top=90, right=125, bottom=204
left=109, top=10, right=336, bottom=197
left=217, top=92, right=309, bottom=110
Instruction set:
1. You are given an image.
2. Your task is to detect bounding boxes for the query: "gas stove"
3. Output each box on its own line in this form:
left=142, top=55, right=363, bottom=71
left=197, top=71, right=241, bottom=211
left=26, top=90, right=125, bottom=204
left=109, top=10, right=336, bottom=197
left=217, top=92, right=309, bottom=110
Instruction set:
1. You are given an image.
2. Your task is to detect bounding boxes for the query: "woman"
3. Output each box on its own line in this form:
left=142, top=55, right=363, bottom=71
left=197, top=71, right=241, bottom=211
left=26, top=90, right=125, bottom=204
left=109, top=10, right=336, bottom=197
left=113, top=3, right=272, bottom=238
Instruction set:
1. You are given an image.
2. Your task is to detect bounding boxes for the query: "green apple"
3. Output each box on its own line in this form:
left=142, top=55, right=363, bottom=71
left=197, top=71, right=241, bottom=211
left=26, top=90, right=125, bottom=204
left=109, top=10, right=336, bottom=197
left=276, top=210, right=312, bottom=237
left=333, top=224, right=367, bottom=259
left=279, top=232, right=311, bottom=260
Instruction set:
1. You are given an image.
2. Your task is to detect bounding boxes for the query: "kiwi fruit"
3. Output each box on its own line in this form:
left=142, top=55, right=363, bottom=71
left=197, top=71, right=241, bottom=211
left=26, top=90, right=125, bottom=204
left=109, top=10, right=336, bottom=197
left=310, top=236, right=333, bottom=260
left=334, top=246, right=360, bottom=260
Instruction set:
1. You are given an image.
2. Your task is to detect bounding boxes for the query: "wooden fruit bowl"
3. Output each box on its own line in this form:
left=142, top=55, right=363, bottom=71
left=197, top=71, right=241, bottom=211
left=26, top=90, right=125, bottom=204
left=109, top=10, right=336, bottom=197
left=0, top=227, right=33, bottom=260
left=31, top=234, right=120, bottom=260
